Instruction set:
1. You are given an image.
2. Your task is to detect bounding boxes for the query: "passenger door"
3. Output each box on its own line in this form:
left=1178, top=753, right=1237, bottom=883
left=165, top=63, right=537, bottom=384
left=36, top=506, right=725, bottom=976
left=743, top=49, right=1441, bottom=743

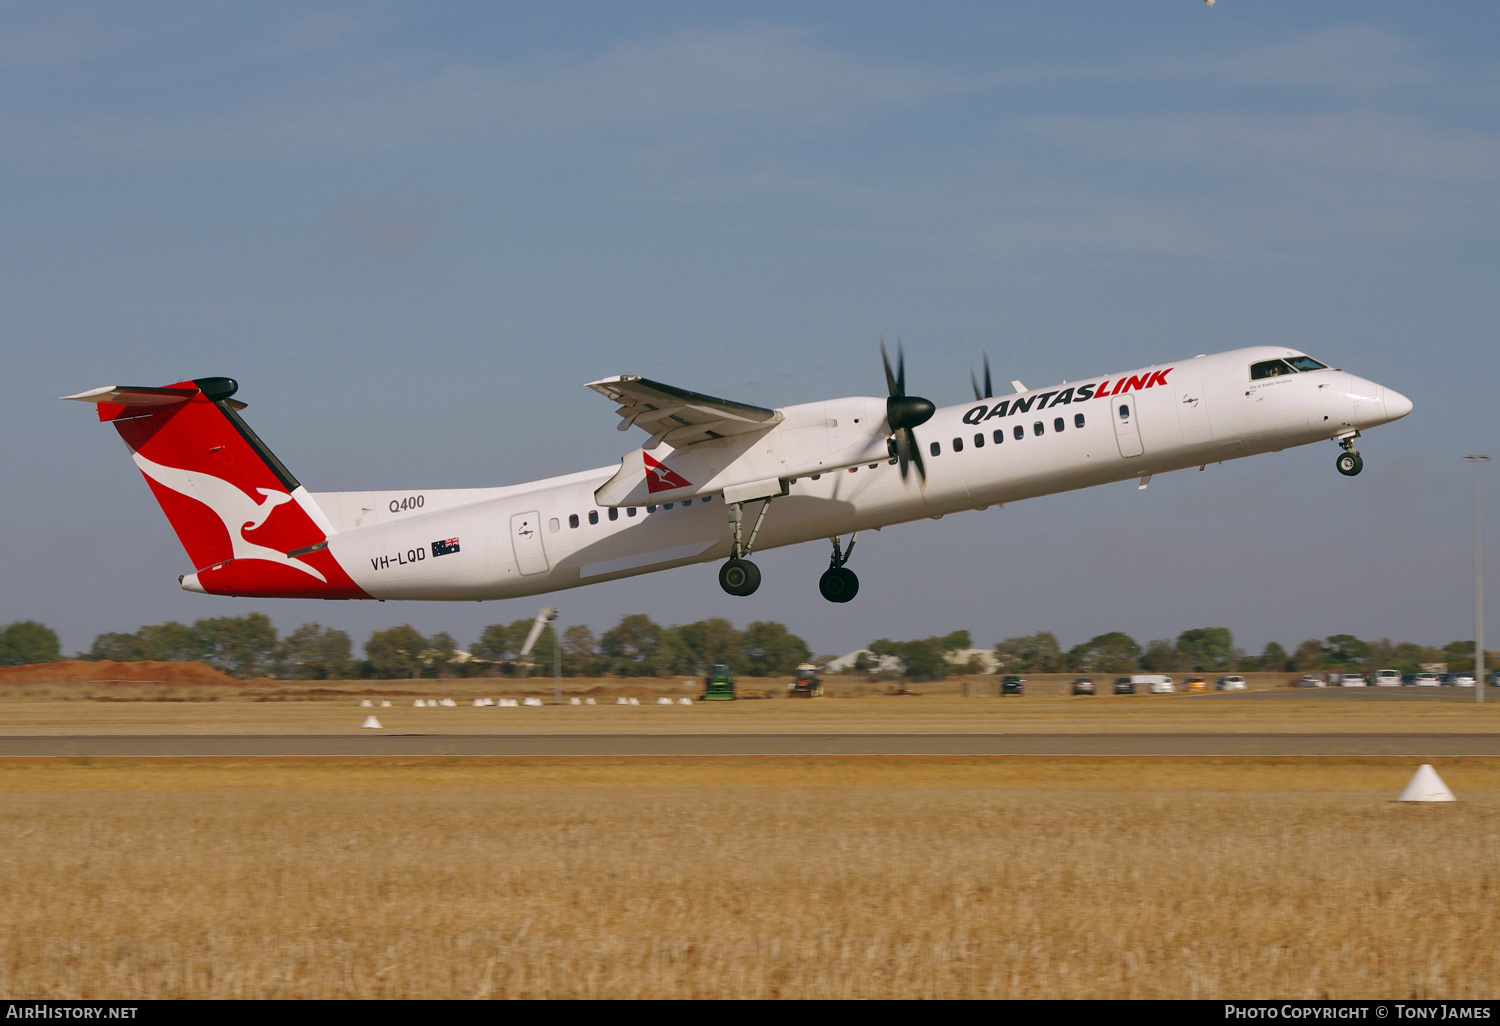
left=1112, top=393, right=1144, bottom=457
left=1175, top=379, right=1213, bottom=445
left=510, top=511, right=550, bottom=575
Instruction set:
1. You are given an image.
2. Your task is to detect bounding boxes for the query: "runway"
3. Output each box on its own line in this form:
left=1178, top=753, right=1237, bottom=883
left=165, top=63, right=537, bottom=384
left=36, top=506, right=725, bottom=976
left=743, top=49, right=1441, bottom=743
left=1, top=733, right=1497, bottom=757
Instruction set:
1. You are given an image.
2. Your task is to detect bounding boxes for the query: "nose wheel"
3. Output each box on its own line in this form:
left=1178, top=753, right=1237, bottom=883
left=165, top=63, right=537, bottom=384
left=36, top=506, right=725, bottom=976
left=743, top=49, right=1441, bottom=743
left=1335, top=434, right=1363, bottom=477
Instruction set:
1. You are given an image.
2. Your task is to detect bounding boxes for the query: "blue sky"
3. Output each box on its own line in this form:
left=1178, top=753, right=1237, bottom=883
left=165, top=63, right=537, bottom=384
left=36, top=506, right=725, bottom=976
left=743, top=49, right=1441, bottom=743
left=3, top=1, right=1499, bottom=660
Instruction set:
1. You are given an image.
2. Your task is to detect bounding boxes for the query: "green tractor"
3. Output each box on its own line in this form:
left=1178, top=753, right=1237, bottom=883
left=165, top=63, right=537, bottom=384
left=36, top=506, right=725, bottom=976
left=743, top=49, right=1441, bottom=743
left=699, top=663, right=737, bottom=701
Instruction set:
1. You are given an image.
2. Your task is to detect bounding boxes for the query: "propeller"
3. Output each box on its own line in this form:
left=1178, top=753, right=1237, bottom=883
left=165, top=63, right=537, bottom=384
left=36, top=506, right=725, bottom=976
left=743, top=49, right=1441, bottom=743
left=880, top=340, right=935, bottom=483
left=970, top=353, right=993, bottom=401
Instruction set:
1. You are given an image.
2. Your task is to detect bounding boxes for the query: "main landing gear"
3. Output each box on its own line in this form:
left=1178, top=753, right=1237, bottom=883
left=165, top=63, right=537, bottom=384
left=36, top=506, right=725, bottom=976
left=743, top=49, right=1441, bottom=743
left=719, top=498, right=772, bottom=596
left=1336, top=434, right=1364, bottom=477
left=819, top=534, right=860, bottom=603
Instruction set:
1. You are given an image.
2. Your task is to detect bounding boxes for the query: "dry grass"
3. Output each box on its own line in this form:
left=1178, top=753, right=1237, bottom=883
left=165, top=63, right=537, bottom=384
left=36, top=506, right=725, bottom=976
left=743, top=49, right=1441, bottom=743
left=2, top=691, right=1498, bottom=735
left=1, top=758, right=1497, bottom=999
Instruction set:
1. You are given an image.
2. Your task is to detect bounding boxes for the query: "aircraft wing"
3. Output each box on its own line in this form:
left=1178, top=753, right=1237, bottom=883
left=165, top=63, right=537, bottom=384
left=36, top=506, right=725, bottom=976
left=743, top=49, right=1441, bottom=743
left=586, top=375, right=783, bottom=447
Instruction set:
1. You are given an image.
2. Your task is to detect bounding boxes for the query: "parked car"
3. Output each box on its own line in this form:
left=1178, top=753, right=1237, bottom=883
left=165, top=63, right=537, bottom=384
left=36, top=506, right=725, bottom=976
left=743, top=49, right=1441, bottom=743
left=1292, top=674, right=1327, bottom=688
left=1001, top=675, right=1026, bottom=696
left=1450, top=672, right=1477, bottom=688
left=1401, top=673, right=1418, bottom=686
left=1490, top=671, right=1500, bottom=688
left=1413, top=672, right=1443, bottom=687
left=1371, top=669, right=1402, bottom=687
left=1182, top=676, right=1206, bottom=693
left=1215, top=675, right=1248, bottom=691
left=1113, top=677, right=1135, bottom=695
left=1071, top=677, right=1095, bottom=695
left=1339, top=673, right=1367, bottom=687
left=1133, top=674, right=1175, bottom=694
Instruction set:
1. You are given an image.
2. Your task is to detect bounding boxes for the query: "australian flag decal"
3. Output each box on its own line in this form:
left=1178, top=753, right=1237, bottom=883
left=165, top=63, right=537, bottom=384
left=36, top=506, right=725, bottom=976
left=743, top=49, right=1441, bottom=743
left=432, top=538, right=461, bottom=557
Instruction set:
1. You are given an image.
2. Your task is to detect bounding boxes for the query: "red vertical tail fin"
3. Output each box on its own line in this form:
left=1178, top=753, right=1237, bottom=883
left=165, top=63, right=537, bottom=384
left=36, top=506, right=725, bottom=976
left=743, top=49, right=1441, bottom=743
left=64, top=378, right=367, bottom=598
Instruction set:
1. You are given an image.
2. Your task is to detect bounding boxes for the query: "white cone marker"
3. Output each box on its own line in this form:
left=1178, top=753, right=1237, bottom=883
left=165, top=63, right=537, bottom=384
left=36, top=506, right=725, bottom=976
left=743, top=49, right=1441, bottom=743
left=569, top=696, right=581, bottom=705
left=678, top=697, right=692, bottom=705
left=380, top=701, right=391, bottom=707
left=658, top=697, right=673, bottom=705
left=616, top=697, right=629, bottom=705
left=1399, top=764, right=1457, bottom=802
left=360, top=699, right=373, bottom=707
left=585, top=697, right=596, bottom=705
left=361, top=715, right=383, bottom=729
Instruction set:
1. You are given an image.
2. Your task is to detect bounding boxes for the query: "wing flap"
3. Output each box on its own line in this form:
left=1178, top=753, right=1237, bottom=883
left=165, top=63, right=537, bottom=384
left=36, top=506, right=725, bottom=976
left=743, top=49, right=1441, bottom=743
left=586, top=375, right=782, bottom=447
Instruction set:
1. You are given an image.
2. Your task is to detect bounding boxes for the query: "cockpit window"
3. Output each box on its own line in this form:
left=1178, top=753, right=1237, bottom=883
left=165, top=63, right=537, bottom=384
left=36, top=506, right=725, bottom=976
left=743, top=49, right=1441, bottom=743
left=1250, top=359, right=1295, bottom=380
left=1284, top=356, right=1327, bottom=372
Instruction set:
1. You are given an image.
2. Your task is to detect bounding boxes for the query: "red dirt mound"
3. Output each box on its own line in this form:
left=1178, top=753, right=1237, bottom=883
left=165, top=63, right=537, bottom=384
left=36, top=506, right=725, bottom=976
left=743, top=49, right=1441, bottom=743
left=0, top=660, right=241, bottom=686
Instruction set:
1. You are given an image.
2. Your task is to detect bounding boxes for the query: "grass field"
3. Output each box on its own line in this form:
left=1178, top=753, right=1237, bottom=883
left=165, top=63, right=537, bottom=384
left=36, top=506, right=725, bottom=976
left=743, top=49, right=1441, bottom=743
left=1, top=690, right=1497, bottom=735
left=2, top=757, right=1496, bottom=999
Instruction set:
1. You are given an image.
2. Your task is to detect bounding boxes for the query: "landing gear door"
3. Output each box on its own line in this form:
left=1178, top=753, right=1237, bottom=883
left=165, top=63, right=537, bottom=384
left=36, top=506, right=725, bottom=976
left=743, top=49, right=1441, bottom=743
left=1112, top=393, right=1144, bottom=457
left=510, top=511, right=550, bottom=576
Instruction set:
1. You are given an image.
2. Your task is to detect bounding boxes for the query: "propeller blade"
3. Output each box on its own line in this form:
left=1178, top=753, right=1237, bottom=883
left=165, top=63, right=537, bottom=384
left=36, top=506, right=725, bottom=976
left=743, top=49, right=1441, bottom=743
left=880, top=340, right=900, bottom=397
left=896, top=337, right=906, bottom=395
left=907, top=428, right=926, bottom=483
left=971, top=354, right=994, bottom=400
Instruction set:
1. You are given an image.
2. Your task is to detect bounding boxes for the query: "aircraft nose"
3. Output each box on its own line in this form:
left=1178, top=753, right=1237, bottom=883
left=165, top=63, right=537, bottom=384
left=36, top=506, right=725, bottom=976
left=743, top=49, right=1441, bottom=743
left=1381, top=387, right=1413, bottom=422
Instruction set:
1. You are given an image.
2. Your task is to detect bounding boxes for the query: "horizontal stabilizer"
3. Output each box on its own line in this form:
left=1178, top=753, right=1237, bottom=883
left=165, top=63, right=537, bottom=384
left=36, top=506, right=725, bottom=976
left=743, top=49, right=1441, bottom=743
left=62, top=380, right=247, bottom=412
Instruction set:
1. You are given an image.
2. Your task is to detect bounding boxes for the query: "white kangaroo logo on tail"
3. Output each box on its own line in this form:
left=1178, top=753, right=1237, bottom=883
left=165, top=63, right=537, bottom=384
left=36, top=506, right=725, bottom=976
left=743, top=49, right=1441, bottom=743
left=132, top=453, right=328, bottom=582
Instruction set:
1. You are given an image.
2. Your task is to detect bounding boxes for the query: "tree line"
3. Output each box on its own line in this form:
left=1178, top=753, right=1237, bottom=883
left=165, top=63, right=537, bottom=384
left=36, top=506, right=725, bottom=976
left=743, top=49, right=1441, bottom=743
left=0, top=614, right=812, bottom=680
left=0, top=617, right=1486, bottom=682
left=855, top=627, right=1490, bottom=682
left=985, top=629, right=1485, bottom=679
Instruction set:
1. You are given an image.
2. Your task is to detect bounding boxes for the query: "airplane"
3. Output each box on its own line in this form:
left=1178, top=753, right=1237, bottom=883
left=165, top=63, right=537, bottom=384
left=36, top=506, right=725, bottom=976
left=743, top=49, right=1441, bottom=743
left=64, top=345, right=1411, bottom=604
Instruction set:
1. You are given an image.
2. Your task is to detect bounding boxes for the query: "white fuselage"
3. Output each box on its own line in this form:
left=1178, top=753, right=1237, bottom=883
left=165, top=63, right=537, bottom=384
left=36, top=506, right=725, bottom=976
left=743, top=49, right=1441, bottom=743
left=288, top=346, right=1409, bottom=601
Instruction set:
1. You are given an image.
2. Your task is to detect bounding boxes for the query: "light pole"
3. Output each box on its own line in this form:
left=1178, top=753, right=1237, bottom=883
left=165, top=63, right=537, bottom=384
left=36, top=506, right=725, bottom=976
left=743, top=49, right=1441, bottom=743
left=1464, top=455, right=1490, bottom=705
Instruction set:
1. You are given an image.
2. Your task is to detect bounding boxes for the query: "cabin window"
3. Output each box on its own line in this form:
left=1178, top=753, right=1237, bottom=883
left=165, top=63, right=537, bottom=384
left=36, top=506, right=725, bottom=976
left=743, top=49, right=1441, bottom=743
left=868, top=464, right=878, bottom=470
left=608, top=508, right=618, bottom=521
left=993, top=429, right=1004, bottom=445
left=701, top=495, right=712, bottom=503
left=810, top=474, right=821, bottom=480
left=1118, top=404, right=1130, bottom=421
left=568, top=514, right=579, bottom=529
left=974, top=433, right=984, bottom=448
left=930, top=441, right=941, bottom=457
left=589, top=510, right=599, bottom=525
left=664, top=503, right=673, bottom=510
left=1074, top=413, right=1085, bottom=429
left=682, top=499, right=692, bottom=506
left=627, top=507, right=637, bottom=517
left=1013, top=425, right=1024, bottom=441
left=548, top=518, right=560, bottom=533
left=1054, top=417, right=1065, bottom=433
left=1285, top=355, right=1328, bottom=372
left=952, top=437, right=964, bottom=452
left=1250, top=359, right=1295, bottom=380
left=1033, top=421, right=1044, bottom=436
left=647, top=505, right=657, bottom=513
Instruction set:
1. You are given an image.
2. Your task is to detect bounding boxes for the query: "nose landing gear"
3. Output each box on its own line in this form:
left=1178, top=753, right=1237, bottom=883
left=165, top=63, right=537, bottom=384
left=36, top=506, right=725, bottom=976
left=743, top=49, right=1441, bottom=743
left=1335, top=434, right=1363, bottom=477
left=818, top=534, right=860, bottom=603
